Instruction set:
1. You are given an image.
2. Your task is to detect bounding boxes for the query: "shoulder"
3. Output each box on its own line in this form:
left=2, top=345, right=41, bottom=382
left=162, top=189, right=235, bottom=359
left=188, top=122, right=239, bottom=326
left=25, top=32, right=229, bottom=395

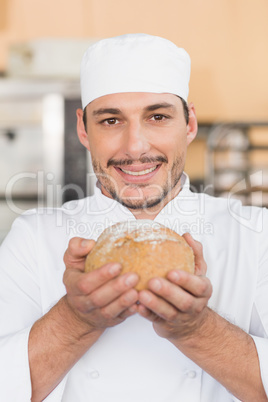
left=196, top=192, right=266, bottom=233
left=2, top=197, right=94, bottom=248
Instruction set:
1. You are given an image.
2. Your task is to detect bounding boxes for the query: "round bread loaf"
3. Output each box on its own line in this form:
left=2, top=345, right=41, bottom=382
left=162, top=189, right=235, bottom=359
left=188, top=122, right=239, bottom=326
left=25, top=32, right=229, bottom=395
left=85, top=220, right=195, bottom=290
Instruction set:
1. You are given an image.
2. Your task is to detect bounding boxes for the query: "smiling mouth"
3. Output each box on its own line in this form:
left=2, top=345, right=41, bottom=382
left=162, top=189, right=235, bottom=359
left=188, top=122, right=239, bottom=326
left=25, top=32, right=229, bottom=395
left=119, top=166, right=158, bottom=176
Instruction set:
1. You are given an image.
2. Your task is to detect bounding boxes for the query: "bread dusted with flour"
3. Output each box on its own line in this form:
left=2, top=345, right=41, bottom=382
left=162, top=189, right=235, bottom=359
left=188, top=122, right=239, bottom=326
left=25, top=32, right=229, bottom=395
left=85, top=220, right=195, bottom=290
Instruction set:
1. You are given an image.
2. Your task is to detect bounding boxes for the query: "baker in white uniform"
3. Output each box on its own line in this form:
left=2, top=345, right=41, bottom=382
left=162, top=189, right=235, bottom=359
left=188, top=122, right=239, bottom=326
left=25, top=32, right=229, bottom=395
left=0, top=34, right=268, bottom=402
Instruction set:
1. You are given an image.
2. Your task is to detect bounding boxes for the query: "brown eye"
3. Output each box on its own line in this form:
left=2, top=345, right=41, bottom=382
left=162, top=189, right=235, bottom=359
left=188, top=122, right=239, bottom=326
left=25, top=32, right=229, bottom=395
left=101, top=117, right=120, bottom=126
left=106, top=118, right=117, bottom=125
left=154, top=115, right=163, bottom=120
left=150, top=114, right=166, bottom=122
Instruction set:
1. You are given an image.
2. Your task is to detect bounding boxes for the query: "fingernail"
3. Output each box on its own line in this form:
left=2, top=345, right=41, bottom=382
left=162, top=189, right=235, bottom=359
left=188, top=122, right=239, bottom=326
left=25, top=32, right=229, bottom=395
left=169, top=271, right=180, bottom=282
left=151, top=278, right=161, bottom=291
left=81, top=239, right=89, bottom=247
left=108, top=263, right=121, bottom=275
left=141, top=292, right=151, bottom=303
left=125, top=274, right=138, bottom=287
left=185, top=232, right=192, bottom=239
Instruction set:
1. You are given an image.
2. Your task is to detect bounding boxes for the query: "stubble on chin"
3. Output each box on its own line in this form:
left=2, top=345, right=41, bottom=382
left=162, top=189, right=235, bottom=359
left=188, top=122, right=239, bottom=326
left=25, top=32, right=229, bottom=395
left=91, top=155, right=185, bottom=213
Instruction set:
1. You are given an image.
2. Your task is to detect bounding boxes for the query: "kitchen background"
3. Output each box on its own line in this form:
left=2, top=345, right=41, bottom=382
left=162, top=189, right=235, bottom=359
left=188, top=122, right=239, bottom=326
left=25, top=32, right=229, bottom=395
left=0, top=0, right=268, bottom=243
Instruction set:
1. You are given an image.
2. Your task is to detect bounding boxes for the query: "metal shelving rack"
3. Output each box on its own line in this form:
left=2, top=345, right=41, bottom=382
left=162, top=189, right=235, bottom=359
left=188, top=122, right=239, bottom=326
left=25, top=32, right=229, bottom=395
left=205, top=122, right=268, bottom=208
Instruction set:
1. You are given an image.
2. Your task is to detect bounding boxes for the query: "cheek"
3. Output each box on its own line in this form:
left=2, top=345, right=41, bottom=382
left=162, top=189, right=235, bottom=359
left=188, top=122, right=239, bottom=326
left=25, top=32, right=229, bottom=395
left=168, top=133, right=187, bottom=158
left=87, top=136, right=115, bottom=162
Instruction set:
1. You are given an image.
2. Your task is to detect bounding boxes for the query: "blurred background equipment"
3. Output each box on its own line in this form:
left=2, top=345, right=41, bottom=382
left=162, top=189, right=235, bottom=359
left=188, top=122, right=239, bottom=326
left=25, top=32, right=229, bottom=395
left=7, top=38, right=97, bottom=79
left=205, top=123, right=268, bottom=207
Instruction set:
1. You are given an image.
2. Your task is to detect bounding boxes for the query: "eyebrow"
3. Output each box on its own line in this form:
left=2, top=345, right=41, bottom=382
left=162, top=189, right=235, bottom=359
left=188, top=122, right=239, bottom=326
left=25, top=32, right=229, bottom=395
left=92, top=102, right=175, bottom=117
left=145, top=102, right=175, bottom=112
left=92, top=108, right=121, bottom=117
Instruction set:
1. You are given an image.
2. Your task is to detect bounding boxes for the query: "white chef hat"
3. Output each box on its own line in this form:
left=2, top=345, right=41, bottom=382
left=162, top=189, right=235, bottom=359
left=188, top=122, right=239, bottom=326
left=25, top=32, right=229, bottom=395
left=80, top=33, right=191, bottom=109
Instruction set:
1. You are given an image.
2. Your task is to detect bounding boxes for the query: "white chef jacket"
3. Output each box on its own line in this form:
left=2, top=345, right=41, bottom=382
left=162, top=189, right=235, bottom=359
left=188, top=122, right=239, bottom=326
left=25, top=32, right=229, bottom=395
left=0, top=173, right=268, bottom=402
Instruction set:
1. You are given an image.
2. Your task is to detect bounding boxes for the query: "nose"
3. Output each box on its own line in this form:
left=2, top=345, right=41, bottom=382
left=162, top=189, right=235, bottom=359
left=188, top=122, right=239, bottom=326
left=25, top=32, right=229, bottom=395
left=123, top=121, right=151, bottom=160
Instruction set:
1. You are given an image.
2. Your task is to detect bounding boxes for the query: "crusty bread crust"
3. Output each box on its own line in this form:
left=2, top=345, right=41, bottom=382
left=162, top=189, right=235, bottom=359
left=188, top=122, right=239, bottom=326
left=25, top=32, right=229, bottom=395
left=85, top=220, right=195, bottom=290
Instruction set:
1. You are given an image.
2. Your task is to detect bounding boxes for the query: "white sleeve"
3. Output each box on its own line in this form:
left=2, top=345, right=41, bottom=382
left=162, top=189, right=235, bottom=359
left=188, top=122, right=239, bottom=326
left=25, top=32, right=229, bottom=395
left=0, top=214, right=41, bottom=400
left=250, top=221, right=268, bottom=397
left=0, top=324, right=68, bottom=402
left=250, top=301, right=268, bottom=397
left=251, top=336, right=268, bottom=396
left=0, top=211, right=71, bottom=401
left=0, top=327, right=32, bottom=401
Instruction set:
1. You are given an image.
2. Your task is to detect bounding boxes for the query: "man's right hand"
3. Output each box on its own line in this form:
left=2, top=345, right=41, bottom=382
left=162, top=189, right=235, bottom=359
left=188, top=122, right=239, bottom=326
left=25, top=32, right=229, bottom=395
left=63, top=237, right=139, bottom=333
left=30, top=236, right=139, bottom=401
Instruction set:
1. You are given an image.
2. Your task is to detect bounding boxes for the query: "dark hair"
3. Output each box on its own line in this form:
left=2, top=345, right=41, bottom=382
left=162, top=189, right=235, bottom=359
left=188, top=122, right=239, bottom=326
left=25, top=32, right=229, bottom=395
left=83, top=107, right=87, bottom=131
left=82, top=96, right=189, bottom=131
left=180, top=97, right=189, bottom=125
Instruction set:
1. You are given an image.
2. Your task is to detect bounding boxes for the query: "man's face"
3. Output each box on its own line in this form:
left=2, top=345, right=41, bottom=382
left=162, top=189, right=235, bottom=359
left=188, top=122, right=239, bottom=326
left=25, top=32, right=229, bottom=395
left=78, top=92, right=197, bottom=217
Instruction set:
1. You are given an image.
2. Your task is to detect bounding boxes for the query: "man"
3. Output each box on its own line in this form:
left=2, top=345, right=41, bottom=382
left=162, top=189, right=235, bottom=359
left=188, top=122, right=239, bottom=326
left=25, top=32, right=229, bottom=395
left=0, top=34, right=267, bottom=402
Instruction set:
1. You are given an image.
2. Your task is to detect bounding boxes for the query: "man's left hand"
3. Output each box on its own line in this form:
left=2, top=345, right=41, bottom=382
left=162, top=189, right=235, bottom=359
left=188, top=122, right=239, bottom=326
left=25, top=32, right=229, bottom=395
left=137, top=233, right=213, bottom=341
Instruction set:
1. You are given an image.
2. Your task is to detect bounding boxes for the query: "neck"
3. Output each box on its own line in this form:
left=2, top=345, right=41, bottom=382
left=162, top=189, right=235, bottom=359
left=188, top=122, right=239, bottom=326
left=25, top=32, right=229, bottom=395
left=129, top=181, right=183, bottom=220
left=99, top=178, right=184, bottom=221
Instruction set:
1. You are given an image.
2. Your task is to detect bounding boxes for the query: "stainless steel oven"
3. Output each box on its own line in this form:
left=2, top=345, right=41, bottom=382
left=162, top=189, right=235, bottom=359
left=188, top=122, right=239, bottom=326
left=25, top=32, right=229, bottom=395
left=0, top=78, right=83, bottom=243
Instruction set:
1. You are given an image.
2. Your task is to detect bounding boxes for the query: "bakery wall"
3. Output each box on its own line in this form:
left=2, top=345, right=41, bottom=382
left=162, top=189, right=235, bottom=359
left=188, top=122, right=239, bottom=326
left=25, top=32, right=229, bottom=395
left=1, top=0, right=268, bottom=122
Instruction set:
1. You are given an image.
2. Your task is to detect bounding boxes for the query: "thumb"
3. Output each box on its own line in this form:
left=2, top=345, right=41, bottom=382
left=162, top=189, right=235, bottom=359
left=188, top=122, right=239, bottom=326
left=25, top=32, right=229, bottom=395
left=64, top=237, right=96, bottom=271
left=182, top=233, right=207, bottom=276
left=80, top=238, right=96, bottom=254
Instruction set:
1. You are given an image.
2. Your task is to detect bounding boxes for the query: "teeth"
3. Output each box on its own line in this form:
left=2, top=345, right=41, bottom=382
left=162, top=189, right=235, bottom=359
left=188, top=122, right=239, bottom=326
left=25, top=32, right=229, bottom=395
left=120, top=166, right=157, bottom=176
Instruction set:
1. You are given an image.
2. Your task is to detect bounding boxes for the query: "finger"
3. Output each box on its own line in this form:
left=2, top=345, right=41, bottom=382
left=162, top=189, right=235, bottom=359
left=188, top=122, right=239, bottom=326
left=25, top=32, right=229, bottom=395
left=182, top=233, right=207, bottom=275
left=118, top=302, right=139, bottom=320
left=137, top=303, right=159, bottom=322
left=88, top=272, right=139, bottom=309
left=138, top=289, right=178, bottom=321
left=147, top=277, right=211, bottom=314
left=64, top=237, right=96, bottom=271
left=63, top=262, right=122, bottom=296
left=69, top=283, right=139, bottom=318
left=116, top=306, right=138, bottom=322
left=100, top=288, right=139, bottom=320
left=166, top=270, right=212, bottom=298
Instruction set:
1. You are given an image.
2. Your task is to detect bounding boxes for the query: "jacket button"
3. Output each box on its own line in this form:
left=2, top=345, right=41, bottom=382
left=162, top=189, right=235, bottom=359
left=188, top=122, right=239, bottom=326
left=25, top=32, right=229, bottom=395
left=186, top=370, right=197, bottom=379
left=89, top=370, right=100, bottom=379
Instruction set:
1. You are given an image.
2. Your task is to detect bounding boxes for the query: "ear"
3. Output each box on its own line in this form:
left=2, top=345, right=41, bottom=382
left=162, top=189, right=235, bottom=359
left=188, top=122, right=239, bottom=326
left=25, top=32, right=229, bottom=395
left=186, top=102, right=198, bottom=146
left=76, top=108, right=90, bottom=151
